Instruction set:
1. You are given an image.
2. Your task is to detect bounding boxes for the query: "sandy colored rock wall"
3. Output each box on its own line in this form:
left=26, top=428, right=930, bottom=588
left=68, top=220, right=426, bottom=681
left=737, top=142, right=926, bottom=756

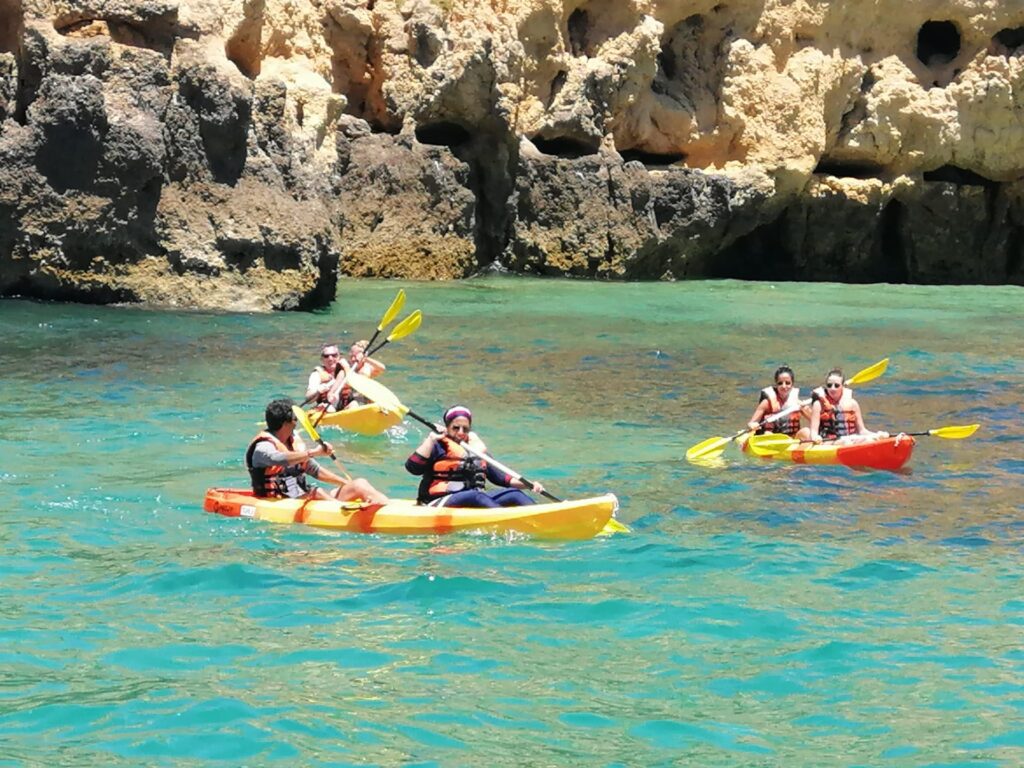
left=1, top=0, right=1022, bottom=309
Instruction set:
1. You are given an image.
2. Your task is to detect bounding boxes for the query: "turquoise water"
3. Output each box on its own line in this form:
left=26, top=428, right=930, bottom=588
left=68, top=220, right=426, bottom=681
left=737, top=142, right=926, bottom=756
left=2, top=278, right=1022, bottom=765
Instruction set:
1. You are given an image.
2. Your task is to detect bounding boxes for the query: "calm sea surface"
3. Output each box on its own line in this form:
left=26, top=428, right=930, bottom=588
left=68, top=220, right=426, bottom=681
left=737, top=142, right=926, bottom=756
left=1, top=278, right=1022, bottom=766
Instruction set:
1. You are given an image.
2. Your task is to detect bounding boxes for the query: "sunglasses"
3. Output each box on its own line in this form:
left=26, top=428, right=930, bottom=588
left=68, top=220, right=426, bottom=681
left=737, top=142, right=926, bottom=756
left=449, top=425, right=471, bottom=433
left=321, top=352, right=339, bottom=358
left=826, top=382, right=843, bottom=389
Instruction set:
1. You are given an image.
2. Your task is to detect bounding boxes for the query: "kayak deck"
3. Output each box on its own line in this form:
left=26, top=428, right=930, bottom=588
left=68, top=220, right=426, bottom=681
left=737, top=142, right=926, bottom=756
left=741, top=434, right=916, bottom=471
left=204, top=488, right=621, bottom=540
left=306, top=404, right=403, bottom=435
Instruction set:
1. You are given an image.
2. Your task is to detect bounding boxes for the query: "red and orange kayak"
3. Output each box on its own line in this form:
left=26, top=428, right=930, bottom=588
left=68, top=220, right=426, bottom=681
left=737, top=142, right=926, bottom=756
left=741, top=434, right=916, bottom=471
left=204, top=488, right=622, bottom=540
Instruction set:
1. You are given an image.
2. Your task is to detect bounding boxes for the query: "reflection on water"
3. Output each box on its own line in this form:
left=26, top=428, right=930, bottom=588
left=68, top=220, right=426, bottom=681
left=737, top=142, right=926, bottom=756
left=1, top=278, right=1023, bottom=764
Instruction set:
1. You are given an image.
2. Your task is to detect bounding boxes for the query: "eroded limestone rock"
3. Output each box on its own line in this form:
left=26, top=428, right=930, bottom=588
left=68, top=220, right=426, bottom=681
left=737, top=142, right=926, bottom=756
left=2, top=0, right=1023, bottom=310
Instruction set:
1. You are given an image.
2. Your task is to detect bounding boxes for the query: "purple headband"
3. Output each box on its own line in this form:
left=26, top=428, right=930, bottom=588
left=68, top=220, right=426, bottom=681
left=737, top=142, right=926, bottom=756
left=443, top=406, right=472, bottom=425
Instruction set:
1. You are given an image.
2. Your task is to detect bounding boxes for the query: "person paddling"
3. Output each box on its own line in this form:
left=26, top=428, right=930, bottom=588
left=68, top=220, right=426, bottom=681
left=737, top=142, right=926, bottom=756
left=305, top=344, right=343, bottom=412
left=746, top=365, right=811, bottom=440
left=809, top=369, right=889, bottom=445
left=328, top=340, right=387, bottom=410
left=246, top=398, right=388, bottom=503
left=405, top=406, right=545, bottom=508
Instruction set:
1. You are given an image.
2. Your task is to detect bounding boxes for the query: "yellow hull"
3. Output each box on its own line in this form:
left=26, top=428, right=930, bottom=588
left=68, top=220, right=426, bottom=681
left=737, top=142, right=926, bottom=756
left=306, top=404, right=403, bottom=435
left=204, top=488, right=622, bottom=540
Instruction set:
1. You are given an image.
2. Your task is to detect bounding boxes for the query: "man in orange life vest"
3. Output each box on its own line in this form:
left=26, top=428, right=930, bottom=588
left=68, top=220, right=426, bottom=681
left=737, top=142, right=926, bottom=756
left=405, top=406, right=544, bottom=508
left=246, top=399, right=388, bottom=503
left=809, top=368, right=889, bottom=445
left=305, top=344, right=343, bottom=412
left=746, top=364, right=812, bottom=440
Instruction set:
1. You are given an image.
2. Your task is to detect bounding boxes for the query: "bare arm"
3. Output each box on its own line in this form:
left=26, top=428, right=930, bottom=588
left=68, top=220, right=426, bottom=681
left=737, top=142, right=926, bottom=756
left=361, top=357, right=386, bottom=377
left=305, top=371, right=323, bottom=400
left=809, top=401, right=823, bottom=443
left=747, top=400, right=771, bottom=431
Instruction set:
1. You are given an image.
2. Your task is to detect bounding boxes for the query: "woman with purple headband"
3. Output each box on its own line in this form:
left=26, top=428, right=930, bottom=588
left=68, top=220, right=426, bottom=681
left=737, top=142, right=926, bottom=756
left=405, top=405, right=545, bottom=507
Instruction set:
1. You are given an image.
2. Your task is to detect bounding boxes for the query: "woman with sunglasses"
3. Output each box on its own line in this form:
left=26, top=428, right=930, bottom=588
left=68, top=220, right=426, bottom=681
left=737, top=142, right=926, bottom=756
left=405, top=406, right=545, bottom=508
left=809, top=368, right=888, bottom=444
left=746, top=365, right=811, bottom=439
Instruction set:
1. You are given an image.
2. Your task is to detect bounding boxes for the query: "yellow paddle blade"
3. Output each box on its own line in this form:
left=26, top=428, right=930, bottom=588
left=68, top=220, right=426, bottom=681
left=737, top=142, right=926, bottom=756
left=599, top=518, right=630, bottom=535
left=292, top=405, right=323, bottom=444
left=338, top=360, right=409, bottom=415
left=746, top=433, right=797, bottom=456
left=386, top=310, right=422, bottom=342
left=686, top=435, right=732, bottom=461
left=847, top=358, right=889, bottom=386
left=378, top=289, right=406, bottom=331
left=928, top=424, right=980, bottom=439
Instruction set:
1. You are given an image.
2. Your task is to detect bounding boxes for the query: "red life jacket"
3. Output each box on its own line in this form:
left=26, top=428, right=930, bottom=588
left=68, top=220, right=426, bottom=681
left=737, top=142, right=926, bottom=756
left=812, top=387, right=858, bottom=439
left=245, top=431, right=310, bottom=498
left=759, top=386, right=802, bottom=436
left=422, top=437, right=487, bottom=502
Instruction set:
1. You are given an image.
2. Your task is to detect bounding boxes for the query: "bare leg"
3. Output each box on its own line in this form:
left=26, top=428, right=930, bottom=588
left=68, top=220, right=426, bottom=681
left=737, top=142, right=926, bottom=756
left=332, top=478, right=389, bottom=504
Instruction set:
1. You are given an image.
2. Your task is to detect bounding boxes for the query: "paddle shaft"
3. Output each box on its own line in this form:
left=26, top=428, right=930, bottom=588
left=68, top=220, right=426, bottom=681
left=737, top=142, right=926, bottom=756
left=405, top=410, right=561, bottom=502
left=366, top=338, right=391, bottom=357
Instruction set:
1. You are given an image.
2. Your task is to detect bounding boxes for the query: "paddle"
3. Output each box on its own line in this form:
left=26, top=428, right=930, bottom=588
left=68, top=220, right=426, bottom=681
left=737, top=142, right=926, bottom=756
left=747, top=423, right=980, bottom=455
left=291, top=405, right=353, bottom=481
left=685, top=358, right=890, bottom=461
left=300, top=305, right=421, bottom=410
left=366, top=310, right=423, bottom=357
left=364, top=289, right=406, bottom=354
left=338, top=360, right=562, bottom=504
left=744, top=432, right=798, bottom=457
left=901, top=424, right=979, bottom=439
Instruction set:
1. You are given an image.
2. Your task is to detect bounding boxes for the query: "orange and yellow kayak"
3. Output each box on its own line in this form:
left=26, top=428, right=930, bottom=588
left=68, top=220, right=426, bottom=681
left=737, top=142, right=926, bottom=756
left=741, top=434, right=916, bottom=471
left=204, top=488, right=622, bottom=540
left=306, top=404, right=403, bottom=435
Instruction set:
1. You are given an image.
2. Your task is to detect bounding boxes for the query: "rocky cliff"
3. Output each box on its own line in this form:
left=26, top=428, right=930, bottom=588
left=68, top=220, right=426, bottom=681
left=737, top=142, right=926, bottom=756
left=1, top=0, right=1022, bottom=309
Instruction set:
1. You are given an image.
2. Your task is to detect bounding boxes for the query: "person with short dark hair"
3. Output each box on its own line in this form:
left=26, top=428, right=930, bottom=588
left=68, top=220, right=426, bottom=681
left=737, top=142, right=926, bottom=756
left=246, top=398, right=388, bottom=503
left=405, top=406, right=544, bottom=508
left=747, top=364, right=811, bottom=440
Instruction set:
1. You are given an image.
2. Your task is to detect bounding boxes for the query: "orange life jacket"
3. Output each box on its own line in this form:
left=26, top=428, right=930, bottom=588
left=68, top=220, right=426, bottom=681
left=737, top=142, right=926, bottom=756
left=245, top=431, right=310, bottom=498
left=423, top=437, right=487, bottom=502
left=759, top=386, right=802, bottom=436
left=812, top=387, right=858, bottom=439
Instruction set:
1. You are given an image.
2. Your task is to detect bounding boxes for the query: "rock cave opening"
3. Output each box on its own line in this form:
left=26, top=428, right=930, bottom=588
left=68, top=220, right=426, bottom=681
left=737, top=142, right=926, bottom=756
left=415, top=122, right=472, bottom=149
left=225, top=18, right=262, bottom=79
left=531, top=135, right=598, bottom=159
left=619, top=148, right=686, bottom=168
left=546, top=70, right=567, bottom=108
left=992, top=27, right=1024, bottom=54
left=567, top=9, right=589, bottom=57
left=916, top=20, right=960, bottom=66
left=813, top=159, right=887, bottom=179
left=922, top=165, right=997, bottom=187
left=879, top=199, right=909, bottom=283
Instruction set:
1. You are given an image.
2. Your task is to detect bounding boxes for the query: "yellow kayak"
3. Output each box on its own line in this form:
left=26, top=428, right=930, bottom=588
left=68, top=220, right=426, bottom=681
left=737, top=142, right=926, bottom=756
left=306, top=404, right=403, bottom=435
left=204, top=488, right=623, bottom=540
